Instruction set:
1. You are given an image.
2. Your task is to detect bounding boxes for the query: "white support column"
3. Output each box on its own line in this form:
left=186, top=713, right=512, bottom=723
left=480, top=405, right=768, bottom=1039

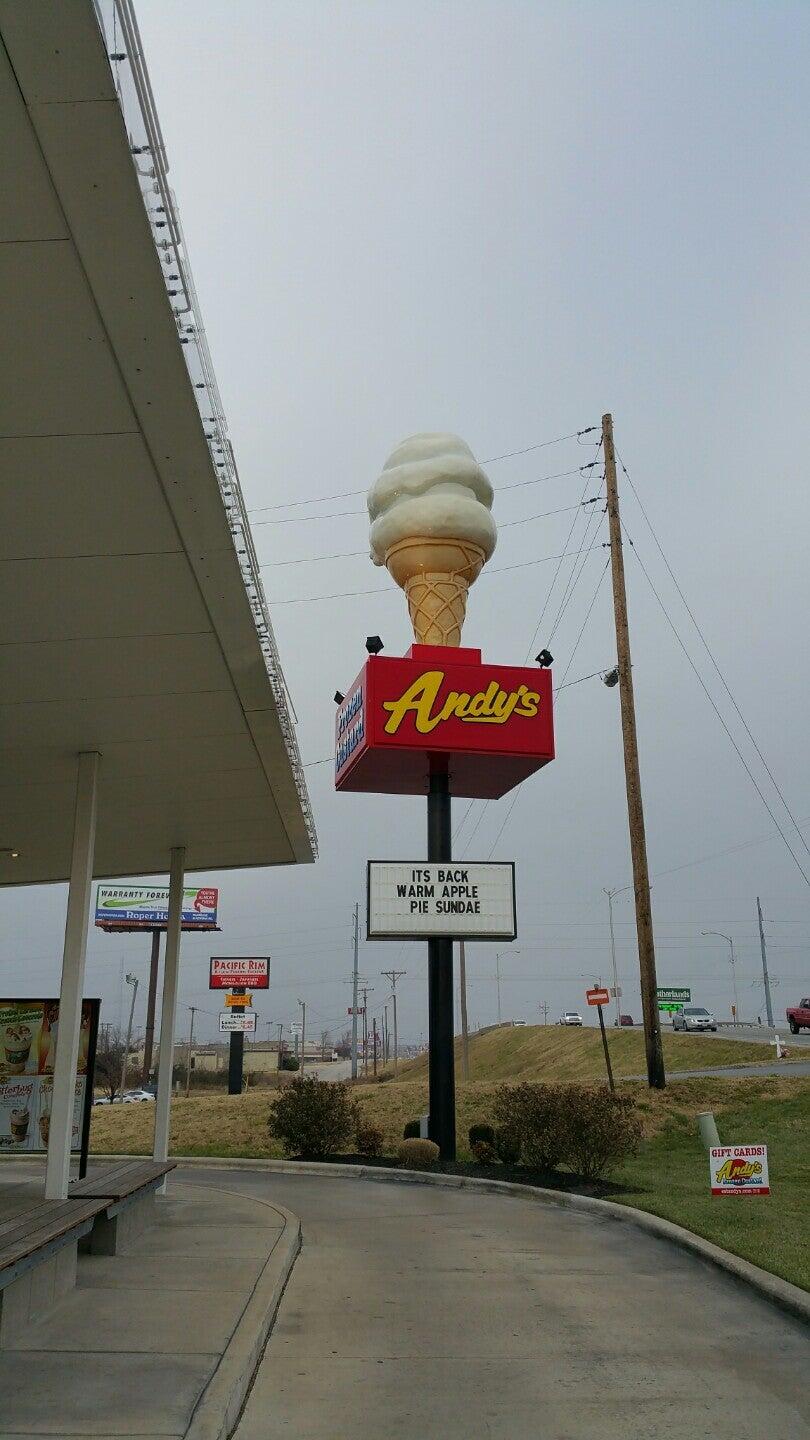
left=153, top=846, right=185, bottom=1189
left=45, top=752, right=100, bottom=1200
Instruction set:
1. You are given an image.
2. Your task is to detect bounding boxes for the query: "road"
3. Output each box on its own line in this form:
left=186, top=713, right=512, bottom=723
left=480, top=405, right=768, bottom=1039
left=694, top=1024, right=810, bottom=1049
left=624, top=1060, right=810, bottom=1081
left=182, top=1168, right=808, bottom=1440
left=303, top=1058, right=352, bottom=1081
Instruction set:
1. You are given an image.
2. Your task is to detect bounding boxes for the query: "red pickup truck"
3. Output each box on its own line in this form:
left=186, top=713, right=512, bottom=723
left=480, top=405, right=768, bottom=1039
left=786, top=998, right=810, bottom=1034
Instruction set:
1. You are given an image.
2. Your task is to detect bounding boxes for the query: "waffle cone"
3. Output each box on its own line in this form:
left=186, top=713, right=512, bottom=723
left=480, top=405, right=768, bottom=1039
left=384, top=537, right=486, bottom=646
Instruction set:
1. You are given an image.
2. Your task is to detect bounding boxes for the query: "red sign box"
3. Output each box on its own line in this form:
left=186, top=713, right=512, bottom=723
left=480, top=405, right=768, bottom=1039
left=209, top=957, right=270, bottom=990
left=335, top=645, right=554, bottom=799
left=586, top=987, right=610, bottom=1007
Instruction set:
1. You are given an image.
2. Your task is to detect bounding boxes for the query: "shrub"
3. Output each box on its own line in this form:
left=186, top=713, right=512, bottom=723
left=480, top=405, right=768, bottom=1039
left=398, top=1138, right=440, bottom=1169
left=494, top=1125, right=522, bottom=1165
left=356, top=1123, right=385, bottom=1157
left=468, top=1123, right=495, bottom=1148
left=403, top=1119, right=421, bottom=1139
left=563, top=1088, right=642, bottom=1181
left=268, top=1076, right=356, bottom=1158
left=280, top=1054, right=299, bottom=1072
left=470, top=1139, right=497, bottom=1164
left=494, top=1083, right=570, bottom=1171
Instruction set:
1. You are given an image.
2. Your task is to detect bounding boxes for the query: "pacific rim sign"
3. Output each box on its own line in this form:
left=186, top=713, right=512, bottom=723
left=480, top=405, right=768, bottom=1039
left=335, top=645, right=554, bottom=799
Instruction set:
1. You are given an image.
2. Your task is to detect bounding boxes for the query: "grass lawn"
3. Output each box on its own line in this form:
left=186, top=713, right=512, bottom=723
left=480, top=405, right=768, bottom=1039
left=90, top=1074, right=809, bottom=1290
left=615, top=1081, right=810, bottom=1292
left=388, top=1024, right=795, bottom=1083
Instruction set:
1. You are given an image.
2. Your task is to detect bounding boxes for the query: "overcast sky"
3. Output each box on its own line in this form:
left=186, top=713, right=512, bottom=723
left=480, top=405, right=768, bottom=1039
left=3, top=0, right=809, bottom=1046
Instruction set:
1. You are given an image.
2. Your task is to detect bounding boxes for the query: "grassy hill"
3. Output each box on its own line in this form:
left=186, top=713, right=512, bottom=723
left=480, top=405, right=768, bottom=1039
left=388, top=1024, right=782, bottom=1084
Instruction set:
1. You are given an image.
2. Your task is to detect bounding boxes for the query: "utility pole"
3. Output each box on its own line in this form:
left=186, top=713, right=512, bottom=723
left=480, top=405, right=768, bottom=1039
left=298, top=999, right=306, bottom=1072
left=351, top=903, right=359, bottom=1079
left=383, top=1004, right=389, bottom=1065
left=604, top=887, right=622, bottom=1026
left=142, top=929, right=160, bottom=1082
left=757, top=898, right=774, bottom=1028
left=185, top=1005, right=196, bottom=1097
left=603, top=412, right=665, bottom=1088
left=538, top=1000, right=549, bottom=1026
left=382, top=970, right=406, bottom=1077
left=120, top=973, right=138, bottom=1100
left=361, top=985, right=373, bottom=1076
left=372, top=1018, right=378, bottom=1076
left=458, top=942, right=470, bottom=1081
left=276, top=1021, right=284, bottom=1071
left=496, top=952, right=503, bottom=1024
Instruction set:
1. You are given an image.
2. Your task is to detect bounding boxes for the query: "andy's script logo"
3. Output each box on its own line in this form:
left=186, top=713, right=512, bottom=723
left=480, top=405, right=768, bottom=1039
left=382, top=670, right=541, bottom=737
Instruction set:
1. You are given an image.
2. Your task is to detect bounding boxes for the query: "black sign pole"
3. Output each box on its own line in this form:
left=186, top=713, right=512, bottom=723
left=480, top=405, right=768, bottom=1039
left=427, top=762, right=456, bottom=1160
left=79, top=999, right=101, bottom=1178
left=597, top=1004, right=615, bottom=1092
left=228, top=989, right=246, bottom=1094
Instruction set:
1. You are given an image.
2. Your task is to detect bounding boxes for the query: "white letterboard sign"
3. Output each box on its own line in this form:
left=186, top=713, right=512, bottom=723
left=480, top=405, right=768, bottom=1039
left=367, top=861, right=516, bottom=940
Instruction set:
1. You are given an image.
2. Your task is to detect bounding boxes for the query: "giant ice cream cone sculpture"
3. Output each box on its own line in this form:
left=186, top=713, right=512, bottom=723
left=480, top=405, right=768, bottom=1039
left=369, top=434, right=496, bottom=646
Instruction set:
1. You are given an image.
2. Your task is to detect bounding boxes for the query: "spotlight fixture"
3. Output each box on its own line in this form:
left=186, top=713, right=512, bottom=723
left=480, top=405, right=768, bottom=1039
left=535, top=649, right=553, bottom=668
left=334, top=691, right=345, bottom=705
left=603, top=666, right=619, bottom=688
left=365, top=636, right=384, bottom=655
left=0, top=849, right=19, bottom=860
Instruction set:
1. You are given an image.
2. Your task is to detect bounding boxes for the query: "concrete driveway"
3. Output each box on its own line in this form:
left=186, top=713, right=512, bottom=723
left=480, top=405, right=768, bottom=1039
left=181, top=1168, right=808, bottom=1439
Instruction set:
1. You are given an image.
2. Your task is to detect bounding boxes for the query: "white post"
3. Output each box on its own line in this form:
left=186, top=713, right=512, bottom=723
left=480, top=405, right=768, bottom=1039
left=45, top=752, right=100, bottom=1200
left=153, top=847, right=185, bottom=1189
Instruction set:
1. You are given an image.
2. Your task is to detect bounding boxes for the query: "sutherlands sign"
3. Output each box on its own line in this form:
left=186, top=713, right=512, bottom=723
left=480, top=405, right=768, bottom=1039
left=657, top=986, right=691, bottom=1004
left=96, top=885, right=219, bottom=930
left=335, top=645, right=554, bottom=799
left=209, top=957, right=270, bottom=991
left=710, top=1145, right=770, bottom=1197
left=367, top=861, right=516, bottom=940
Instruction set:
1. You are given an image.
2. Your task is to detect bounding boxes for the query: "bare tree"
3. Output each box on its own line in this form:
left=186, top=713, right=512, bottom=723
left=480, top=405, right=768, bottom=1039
left=320, top=1029, right=332, bottom=1060
left=94, top=1025, right=130, bottom=1103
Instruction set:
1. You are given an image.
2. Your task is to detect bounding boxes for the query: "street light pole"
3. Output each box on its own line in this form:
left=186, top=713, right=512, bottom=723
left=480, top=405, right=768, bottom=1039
left=702, top=931, right=740, bottom=1021
left=120, top=973, right=138, bottom=1099
left=604, top=887, right=622, bottom=1026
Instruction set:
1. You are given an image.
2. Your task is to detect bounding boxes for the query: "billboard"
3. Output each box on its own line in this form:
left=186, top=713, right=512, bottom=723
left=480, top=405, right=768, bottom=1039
left=367, top=861, right=516, bottom=940
left=0, top=999, right=99, bottom=1170
left=209, top=957, right=270, bottom=990
left=95, top=885, right=219, bottom=930
left=335, top=646, right=554, bottom=799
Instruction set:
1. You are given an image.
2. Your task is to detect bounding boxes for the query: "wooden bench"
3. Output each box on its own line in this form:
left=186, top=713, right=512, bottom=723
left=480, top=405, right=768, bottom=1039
left=70, top=1159, right=176, bottom=1254
left=0, top=1198, right=106, bottom=1343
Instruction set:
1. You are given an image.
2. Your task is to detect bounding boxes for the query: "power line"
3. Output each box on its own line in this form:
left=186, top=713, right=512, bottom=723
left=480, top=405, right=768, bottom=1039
left=268, top=541, right=606, bottom=605
left=523, top=440, right=603, bottom=661
left=246, top=429, right=596, bottom=514
left=619, top=448, right=810, bottom=865
left=624, top=525, right=810, bottom=888
left=556, top=557, right=611, bottom=689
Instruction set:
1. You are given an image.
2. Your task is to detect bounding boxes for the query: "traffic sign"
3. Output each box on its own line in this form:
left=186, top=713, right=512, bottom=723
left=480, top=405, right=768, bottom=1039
left=224, top=992, right=252, bottom=1008
left=657, top=986, right=690, bottom=1003
left=219, top=1012, right=257, bottom=1033
left=586, top=987, right=610, bottom=1007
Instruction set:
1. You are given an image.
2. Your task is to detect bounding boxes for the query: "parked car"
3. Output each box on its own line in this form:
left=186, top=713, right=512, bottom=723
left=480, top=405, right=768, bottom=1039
left=786, top=998, right=810, bottom=1034
left=558, top=1012, right=583, bottom=1026
left=673, top=1006, right=717, bottom=1032
left=122, top=1089, right=155, bottom=1103
left=92, top=1094, right=122, bottom=1105
left=619, top=1014, right=634, bottom=1027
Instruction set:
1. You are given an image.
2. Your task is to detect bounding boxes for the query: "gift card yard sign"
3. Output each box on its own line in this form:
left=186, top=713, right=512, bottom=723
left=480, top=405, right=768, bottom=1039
left=710, top=1145, right=769, bottom=1197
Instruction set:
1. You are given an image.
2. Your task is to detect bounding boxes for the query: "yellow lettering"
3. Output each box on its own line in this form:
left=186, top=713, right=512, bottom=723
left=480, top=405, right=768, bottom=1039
left=382, top=671, right=445, bottom=735
left=382, top=671, right=543, bottom=736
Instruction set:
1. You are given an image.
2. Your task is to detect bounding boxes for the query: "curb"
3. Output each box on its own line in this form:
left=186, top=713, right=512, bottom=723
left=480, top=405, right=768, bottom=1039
left=179, top=1184, right=301, bottom=1440
left=170, top=1155, right=810, bottom=1327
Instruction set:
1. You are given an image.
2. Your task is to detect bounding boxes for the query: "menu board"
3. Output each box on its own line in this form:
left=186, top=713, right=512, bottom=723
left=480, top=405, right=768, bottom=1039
left=0, top=1000, right=97, bottom=1157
